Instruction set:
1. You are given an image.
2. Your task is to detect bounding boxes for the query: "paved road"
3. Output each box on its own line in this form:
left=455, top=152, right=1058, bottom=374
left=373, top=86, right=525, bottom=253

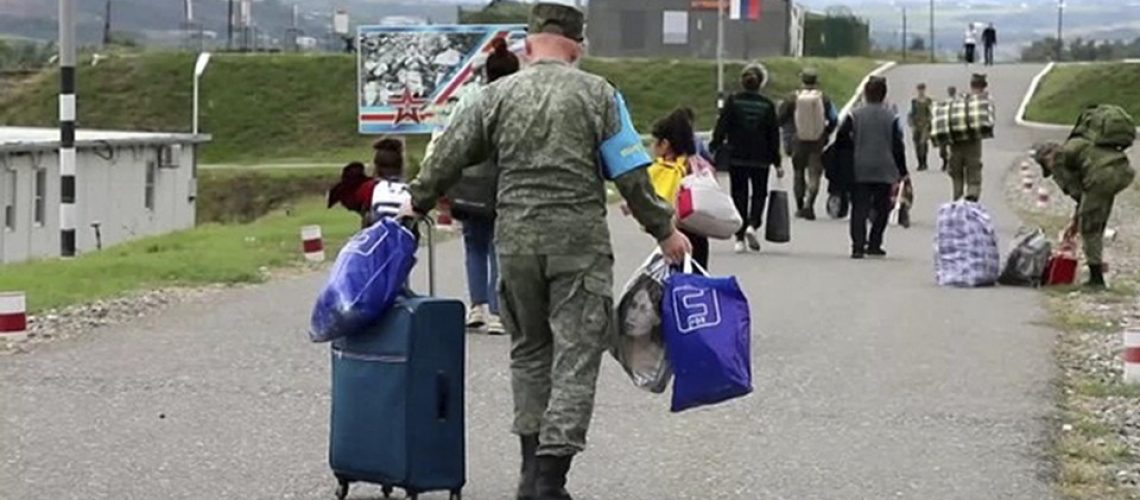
left=2, top=64, right=1066, bottom=500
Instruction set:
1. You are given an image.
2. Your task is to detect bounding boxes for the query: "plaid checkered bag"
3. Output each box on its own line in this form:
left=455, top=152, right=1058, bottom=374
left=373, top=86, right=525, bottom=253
left=934, top=201, right=1001, bottom=287
left=931, top=95, right=996, bottom=146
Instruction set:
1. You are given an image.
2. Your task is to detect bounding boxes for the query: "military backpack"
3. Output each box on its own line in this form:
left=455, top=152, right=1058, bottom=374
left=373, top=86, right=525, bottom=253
left=1069, top=104, right=1136, bottom=150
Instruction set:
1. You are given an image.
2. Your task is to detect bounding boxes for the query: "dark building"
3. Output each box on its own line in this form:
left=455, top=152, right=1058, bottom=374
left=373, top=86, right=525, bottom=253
left=586, top=0, right=796, bottom=60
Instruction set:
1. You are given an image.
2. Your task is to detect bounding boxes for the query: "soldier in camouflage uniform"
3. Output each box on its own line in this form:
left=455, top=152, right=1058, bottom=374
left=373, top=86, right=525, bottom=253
left=1034, top=138, right=1136, bottom=288
left=402, top=3, right=690, bottom=499
left=908, top=83, right=934, bottom=171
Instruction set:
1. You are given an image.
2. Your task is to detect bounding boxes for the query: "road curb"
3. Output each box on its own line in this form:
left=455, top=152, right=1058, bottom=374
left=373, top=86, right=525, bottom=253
left=1015, top=60, right=1140, bottom=132
left=839, top=60, right=898, bottom=120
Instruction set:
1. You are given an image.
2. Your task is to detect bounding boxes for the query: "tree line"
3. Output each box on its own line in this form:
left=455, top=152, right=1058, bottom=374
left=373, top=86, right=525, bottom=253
left=1022, top=36, right=1140, bottom=62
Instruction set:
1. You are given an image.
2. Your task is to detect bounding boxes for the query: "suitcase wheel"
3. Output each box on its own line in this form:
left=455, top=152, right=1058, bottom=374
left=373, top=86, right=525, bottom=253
left=334, top=479, right=349, bottom=500
left=449, top=490, right=462, bottom=500
left=381, top=485, right=393, bottom=498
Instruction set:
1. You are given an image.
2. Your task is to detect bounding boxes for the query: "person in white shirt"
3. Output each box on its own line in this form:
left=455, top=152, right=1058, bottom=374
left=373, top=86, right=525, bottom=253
left=964, top=24, right=979, bottom=65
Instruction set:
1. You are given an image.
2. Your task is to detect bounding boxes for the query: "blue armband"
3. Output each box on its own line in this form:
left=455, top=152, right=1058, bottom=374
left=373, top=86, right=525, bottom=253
left=599, top=91, right=651, bottom=180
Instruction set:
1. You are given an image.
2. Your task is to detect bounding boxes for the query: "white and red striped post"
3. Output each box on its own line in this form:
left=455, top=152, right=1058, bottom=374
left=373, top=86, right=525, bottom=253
left=300, top=225, right=325, bottom=262
left=1021, top=175, right=1034, bottom=193
left=0, top=292, right=28, bottom=342
left=1036, top=186, right=1050, bottom=209
left=1124, top=328, right=1140, bottom=384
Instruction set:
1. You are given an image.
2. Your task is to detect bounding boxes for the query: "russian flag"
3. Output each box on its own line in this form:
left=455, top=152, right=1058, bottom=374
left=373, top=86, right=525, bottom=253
left=729, top=0, right=761, bottom=21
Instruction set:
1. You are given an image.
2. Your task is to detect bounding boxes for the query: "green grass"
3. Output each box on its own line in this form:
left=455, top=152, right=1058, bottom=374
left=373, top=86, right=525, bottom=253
left=0, top=197, right=359, bottom=314
left=1025, top=63, right=1140, bottom=125
left=0, top=52, right=878, bottom=165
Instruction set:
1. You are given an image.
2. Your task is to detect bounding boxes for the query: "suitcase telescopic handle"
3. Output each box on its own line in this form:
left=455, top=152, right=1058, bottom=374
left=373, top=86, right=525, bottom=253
left=399, top=215, right=436, bottom=296
left=435, top=370, right=450, bottom=421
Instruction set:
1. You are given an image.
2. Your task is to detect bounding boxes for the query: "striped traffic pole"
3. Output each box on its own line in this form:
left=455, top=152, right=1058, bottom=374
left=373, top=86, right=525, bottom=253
left=1036, top=186, right=1050, bottom=209
left=300, top=225, right=325, bottom=262
left=0, top=292, right=28, bottom=342
left=1124, top=328, right=1140, bottom=384
left=59, top=0, right=77, bottom=258
left=1021, top=174, right=1034, bottom=193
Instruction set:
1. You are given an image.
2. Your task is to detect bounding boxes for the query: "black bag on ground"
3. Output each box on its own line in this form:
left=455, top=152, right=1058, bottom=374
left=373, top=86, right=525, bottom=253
left=998, top=226, right=1052, bottom=286
left=765, top=175, right=791, bottom=243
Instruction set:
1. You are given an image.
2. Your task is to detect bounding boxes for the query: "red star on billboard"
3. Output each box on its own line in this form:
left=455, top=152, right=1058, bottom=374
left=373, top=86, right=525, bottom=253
left=389, top=88, right=427, bottom=124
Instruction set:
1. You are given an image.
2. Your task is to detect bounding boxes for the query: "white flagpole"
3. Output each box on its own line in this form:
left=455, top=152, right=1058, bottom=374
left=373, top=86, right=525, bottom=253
left=717, top=0, right=725, bottom=108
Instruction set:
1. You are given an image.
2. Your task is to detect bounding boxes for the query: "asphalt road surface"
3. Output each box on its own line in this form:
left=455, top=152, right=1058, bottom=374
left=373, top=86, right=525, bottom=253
left=2, top=64, right=1069, bottom=500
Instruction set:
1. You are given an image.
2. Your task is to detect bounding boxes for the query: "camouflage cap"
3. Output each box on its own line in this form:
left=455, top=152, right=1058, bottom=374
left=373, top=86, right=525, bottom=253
left=970, top=73, right=988, bottom=88
left=529, top=2, right=586, bottom=42
left=1031, top=141, right=1062, bottom=169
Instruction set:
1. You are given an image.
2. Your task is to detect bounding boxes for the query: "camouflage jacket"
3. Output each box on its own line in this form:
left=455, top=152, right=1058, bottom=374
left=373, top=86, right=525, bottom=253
left=409, top=59, right=674, bottom=255
left=909, top=96, right=933, bottom=127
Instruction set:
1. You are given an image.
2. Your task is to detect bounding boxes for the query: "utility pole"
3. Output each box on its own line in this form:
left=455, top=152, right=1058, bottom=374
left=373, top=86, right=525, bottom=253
left=1056, top=0, right=1065, bottom=61
left=716, top=0, right=725, bottom=110
left=227, top=0, right=235, bottom=51
left=902, top=7, right=908, bottom=62
left=102, top=0, right=111, bottom=46
left=929, top=0, right=935, bottom=62
left=59, top=0, right=77, bottom=258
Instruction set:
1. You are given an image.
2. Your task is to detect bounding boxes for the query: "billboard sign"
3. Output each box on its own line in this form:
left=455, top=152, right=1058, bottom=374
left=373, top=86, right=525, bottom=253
left=356, top=24, right=526, bottom=135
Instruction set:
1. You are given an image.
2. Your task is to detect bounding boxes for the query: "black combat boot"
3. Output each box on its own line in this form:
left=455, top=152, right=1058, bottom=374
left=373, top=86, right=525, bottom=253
left=535, top=455, right=574, bottom=500
left=516, top=435, right=540, bottom=500
left=1086, top=264, right=1107, bottom=289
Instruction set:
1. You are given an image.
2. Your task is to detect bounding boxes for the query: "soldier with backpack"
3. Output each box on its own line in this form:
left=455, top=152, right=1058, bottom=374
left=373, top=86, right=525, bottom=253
left=1032, top=104, right=1137, bottom=289
left=711, top=63, right=782, bottom=253
left=780, top=68, right=838, bottom=220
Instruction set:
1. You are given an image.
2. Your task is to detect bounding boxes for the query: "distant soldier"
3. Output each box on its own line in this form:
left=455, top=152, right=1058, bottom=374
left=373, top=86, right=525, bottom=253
left=401, top=2, right=690, bottom=498
left=908, top=83, right=934, bottom=171
left=1033, top=105, right=1137, bottom=288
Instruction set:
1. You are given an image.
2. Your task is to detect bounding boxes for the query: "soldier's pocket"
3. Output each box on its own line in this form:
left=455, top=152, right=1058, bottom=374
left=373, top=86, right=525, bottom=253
left=553, top=254, right=614, bottom=347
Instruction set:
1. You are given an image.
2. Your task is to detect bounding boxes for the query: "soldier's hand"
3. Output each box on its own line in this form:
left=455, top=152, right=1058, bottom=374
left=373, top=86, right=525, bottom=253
left=659, top=230, right=692, bottom=265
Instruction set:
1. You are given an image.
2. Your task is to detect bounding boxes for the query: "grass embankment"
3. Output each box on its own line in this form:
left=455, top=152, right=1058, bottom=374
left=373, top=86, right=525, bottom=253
left=0, top=52, right=878, bottom=165
left=0, top=197, right=358, bottom=314
left=1024, top=62, right=1140, bottom=125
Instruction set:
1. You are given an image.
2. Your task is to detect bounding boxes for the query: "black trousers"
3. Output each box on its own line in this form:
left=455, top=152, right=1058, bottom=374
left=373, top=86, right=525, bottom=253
left=681, top=228, right=709, bottom=271
left=965, top=44, right=976, bottom=64
left=850, top=182, right=893, bottom=252
left=729, top=166, right=770, bottom=240
left=984, top=44, right=995, bottom=65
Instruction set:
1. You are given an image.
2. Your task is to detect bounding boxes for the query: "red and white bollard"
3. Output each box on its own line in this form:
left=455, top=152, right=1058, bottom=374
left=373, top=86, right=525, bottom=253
left=1124, top=328, right=1140, bottom=384
left=0, top=292, right=28, bottom=342
left=300, top=225, right=325, bottom=263
left=1036, top=187, right=1050, bottom=209
left=437, top=197, right=455, bottom=231
left=1021, top=175, right=1034, bottom=193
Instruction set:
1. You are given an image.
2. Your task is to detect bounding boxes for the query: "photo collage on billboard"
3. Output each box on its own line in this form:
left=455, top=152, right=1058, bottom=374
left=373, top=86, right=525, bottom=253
left=357, top=24, right=527, bottom=135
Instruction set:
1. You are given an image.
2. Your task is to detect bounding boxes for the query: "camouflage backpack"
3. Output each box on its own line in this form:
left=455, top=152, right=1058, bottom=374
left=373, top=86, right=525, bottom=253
left=1069, top=104, right=1137, bottom=150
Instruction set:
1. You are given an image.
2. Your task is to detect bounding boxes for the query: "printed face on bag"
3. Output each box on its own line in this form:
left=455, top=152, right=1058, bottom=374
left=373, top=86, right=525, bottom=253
left=671, top=285, right=722, bottom=334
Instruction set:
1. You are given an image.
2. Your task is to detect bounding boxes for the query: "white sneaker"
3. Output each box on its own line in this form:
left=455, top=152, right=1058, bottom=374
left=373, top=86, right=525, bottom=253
left=734, top=241, right=747, bottom=254
left=466, top=304, right=487, bottom=329
left=744, top=227, right=761, bottom=251
left=486, top=314, right=505, bottom=335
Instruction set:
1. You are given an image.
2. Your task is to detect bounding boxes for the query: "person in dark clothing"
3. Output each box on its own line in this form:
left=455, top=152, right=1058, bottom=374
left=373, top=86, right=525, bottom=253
left=710, top=63, right=783, bottom=253
left=837, top=76, right=908, bottom=259
left=982, top=23, right=997, bottom=66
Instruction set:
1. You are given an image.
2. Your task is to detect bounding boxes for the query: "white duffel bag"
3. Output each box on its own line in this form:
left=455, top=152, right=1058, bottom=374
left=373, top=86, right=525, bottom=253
left=676, top=171, right=742, bottom=240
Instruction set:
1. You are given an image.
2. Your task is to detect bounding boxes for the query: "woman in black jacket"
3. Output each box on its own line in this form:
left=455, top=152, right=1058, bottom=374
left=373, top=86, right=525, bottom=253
left=710, top=63, right=783, bottom=254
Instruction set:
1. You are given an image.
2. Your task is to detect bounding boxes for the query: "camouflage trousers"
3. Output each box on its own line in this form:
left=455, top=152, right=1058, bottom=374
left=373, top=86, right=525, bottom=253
left=1079, top=167, right=1137, bottom=265
left=912, top=125, right=931, bottom=169
left=948, top=140, right=984, bottom=200
left=793, top=140, right=826, bottom=210
left=499, top=253, right=614, bottom=457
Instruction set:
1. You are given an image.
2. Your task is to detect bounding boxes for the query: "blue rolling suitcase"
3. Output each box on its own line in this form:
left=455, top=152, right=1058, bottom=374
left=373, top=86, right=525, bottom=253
left=329, top=221, right=466, bottom=500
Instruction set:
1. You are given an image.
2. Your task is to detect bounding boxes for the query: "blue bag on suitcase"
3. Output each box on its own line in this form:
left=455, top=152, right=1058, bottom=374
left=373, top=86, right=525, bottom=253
left=328, top=220, right=466, bottom=500
left=309, top=218, right=418, bottom=343
left=662, top=257, right=753, bottom=413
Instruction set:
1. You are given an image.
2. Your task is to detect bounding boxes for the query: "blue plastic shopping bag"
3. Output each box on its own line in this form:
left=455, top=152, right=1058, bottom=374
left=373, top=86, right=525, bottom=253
left=308, top=218, right=418, bottom=342
left=662, top=257, right=753, bottom=413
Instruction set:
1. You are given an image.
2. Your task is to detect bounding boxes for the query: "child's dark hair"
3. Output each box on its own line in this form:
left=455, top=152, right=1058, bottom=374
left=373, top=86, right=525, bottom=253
left=485, top=38, right=520, bottom=83
left=372, top=138, right=404, bottom=178
left=651, top=110, right=697, bottom=157
left=677, top=106, right=697, bottom=125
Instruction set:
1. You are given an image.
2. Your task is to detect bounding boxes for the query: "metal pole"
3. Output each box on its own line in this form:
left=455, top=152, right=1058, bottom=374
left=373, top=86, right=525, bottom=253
left=59, top=0, right=77, bottom=258
left=716, top=0, right=725, bottom=108
left=902, top=7, right=907, bottom=62
left=193, top=74, right=199, bottom=136
left=103, top=0, right=112, bottom=46
left=1056, top=0, right=1064, bottom=61
left=929, top=0, right=935, bottom=62
left=227, top=0, right=234, bottom=50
